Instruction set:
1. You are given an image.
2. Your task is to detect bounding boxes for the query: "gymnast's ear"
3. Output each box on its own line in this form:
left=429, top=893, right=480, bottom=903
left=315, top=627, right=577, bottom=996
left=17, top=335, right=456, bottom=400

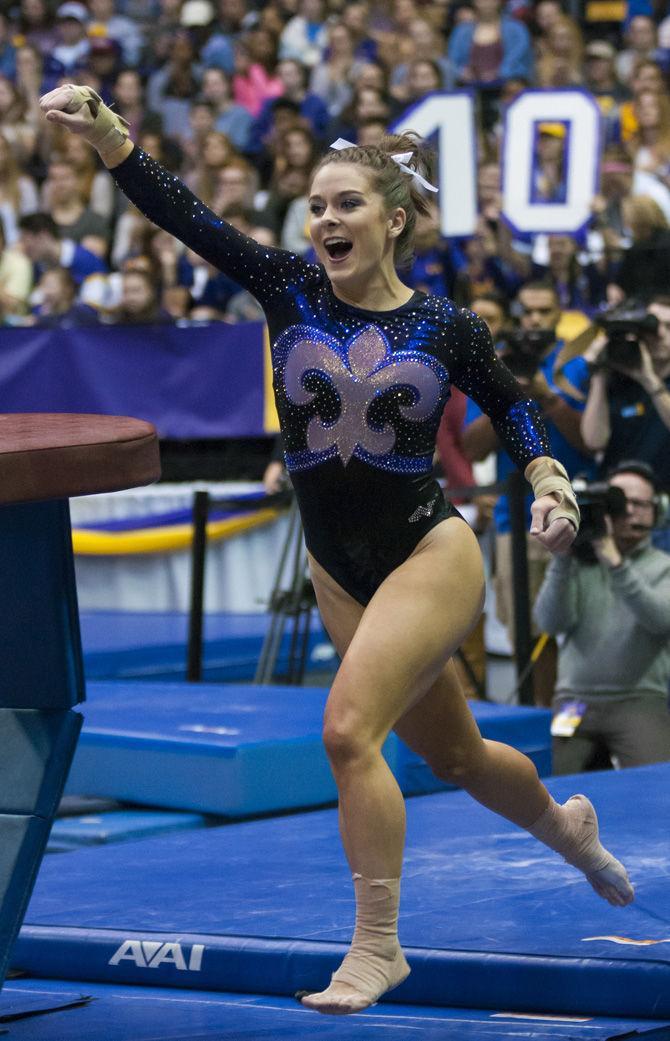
left=387, top=207, right=407, bottom=239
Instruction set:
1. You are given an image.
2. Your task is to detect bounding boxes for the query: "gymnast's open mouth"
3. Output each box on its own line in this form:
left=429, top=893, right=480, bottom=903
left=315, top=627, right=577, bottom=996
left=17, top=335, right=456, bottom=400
left=324, top=237, right=353, bottom=260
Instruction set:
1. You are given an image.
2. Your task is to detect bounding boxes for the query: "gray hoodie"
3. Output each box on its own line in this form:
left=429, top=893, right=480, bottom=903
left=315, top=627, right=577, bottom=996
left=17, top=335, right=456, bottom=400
left=533, top=540, right=670, bottom=700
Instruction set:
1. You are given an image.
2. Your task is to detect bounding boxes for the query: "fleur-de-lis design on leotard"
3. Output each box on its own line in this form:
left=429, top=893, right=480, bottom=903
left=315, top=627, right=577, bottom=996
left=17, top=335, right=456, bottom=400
left=283, top=325, right=443, bottom=465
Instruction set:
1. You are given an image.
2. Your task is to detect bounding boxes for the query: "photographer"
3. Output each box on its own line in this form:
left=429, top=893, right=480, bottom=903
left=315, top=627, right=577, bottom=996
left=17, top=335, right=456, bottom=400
left=582, top=296, right=670, bottom=493
left=533, top=461, right=670, bottom=772
left=463, top=281, right=595, bottom=705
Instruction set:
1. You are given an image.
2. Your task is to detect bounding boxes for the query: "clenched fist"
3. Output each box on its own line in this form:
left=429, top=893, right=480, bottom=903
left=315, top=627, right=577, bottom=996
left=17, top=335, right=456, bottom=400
left=40, top=84, right=130, bottom=157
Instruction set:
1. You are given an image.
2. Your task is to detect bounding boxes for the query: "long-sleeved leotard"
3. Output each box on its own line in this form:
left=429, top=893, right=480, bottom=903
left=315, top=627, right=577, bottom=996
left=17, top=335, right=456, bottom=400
left=111, top=148, right=552, bottom=604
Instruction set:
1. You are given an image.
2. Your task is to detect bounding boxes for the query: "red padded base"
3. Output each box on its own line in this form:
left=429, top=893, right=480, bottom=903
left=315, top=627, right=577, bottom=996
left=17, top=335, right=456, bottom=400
left=0, top=414, right=160, bottom=504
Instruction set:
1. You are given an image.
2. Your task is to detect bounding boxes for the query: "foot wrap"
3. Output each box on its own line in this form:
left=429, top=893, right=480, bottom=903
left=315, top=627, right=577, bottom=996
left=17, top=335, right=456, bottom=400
left=528, top=794, right=634, bottom=906
left=300, top=874, right=410, bottom=1015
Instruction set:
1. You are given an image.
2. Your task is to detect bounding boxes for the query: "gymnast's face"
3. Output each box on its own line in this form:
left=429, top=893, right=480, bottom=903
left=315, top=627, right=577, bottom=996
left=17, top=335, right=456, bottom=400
left=308, top=163, right=405, bottom=293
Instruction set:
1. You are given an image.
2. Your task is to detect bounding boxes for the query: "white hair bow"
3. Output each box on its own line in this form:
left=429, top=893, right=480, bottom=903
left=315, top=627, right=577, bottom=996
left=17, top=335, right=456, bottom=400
left=329, top=138, right=438, bottom=193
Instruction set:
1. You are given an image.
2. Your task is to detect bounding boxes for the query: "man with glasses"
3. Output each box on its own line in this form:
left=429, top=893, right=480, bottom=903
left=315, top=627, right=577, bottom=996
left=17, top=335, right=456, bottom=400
left=534, top=460, right=670, bottom=773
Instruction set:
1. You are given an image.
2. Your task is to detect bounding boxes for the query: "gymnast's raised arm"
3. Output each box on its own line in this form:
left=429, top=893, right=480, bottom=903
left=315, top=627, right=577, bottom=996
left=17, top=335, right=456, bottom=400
left=39, top=85, right=314, bottom=304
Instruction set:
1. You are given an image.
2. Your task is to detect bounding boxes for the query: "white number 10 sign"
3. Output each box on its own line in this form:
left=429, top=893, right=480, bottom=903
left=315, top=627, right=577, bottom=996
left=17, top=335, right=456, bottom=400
left=391, top=89, right=601, bottom=238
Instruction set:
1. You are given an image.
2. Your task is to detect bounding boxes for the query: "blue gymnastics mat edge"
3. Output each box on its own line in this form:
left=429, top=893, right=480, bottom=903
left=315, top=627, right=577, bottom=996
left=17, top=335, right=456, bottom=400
left=12, top=926, right=670, bottom=1019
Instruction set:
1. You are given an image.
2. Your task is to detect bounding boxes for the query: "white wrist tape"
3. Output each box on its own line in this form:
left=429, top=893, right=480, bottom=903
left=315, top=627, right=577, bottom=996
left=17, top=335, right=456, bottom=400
left=63, top=85, right=130, bottom=156
left=528, top=458, right=580, bottom=531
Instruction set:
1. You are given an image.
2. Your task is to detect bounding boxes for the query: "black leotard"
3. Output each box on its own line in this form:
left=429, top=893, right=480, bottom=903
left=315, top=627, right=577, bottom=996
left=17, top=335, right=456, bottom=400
left=111, top=148, right=552, bottom=605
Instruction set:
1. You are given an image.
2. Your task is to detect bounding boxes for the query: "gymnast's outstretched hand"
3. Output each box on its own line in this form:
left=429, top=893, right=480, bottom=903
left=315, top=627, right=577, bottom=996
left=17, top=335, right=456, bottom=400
left=39, top=85, right=130, bottom=159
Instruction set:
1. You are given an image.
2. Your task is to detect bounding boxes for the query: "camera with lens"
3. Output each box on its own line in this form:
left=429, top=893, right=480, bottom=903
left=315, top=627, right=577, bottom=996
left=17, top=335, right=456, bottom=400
left=571, top=479, right=628, bottom=562
left=499, top=329, right=555, bottom=380
left=596, top=308, right=659, bottom=371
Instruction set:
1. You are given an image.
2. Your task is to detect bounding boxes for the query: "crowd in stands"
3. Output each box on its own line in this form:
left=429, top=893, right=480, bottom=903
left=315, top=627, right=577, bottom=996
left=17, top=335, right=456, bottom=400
left=2, top=0, right=670, bottom=329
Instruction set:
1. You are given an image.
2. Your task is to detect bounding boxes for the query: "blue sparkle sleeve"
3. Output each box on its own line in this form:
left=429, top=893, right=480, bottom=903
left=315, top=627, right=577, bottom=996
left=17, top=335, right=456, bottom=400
left=109, top=146, right=318, bottom=306
left=452, top=310, right=551, bottom=470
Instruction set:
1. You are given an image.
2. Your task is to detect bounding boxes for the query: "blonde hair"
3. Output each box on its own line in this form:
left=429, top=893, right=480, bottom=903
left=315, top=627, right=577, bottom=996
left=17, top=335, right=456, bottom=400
left=0, top=131, right=22, bottom=209
left=623, top=193, right=670, bottom=240
left=312, top=131, right=435, bottom=268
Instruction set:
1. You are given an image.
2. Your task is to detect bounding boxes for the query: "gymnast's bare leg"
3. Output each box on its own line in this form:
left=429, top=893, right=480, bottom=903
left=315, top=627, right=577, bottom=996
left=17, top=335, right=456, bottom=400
left=302, top=518, right=633, bottom=1016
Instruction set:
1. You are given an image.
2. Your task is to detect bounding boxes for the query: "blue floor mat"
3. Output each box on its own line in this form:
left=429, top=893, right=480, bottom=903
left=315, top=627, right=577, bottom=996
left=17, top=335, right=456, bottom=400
left=48, top=811, right=209, bottom=852
left=64, top=681, right=550, bottom=815
left=80, top=611, right=335, bottom=682
left=1, top=981, right=668, bottom=1040
left=15, top=767, right=670, bottom=1018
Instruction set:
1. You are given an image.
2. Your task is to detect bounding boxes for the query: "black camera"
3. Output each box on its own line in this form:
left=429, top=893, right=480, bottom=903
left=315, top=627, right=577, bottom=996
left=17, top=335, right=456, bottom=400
left=499, top=329, right=555, bottom=380
left=596, top=308, right=659, bottom=370
left=571, top=481, right=627, bottom=562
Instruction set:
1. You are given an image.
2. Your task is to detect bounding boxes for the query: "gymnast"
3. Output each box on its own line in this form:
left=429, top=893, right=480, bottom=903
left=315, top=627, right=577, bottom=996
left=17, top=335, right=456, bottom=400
left=39, top=85, right=634, bottom=1016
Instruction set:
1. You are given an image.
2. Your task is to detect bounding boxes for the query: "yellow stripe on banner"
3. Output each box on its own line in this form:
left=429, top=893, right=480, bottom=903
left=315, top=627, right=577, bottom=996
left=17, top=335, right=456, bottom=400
left=72, top=508, right=280, bottom=556
left=263, top=325, right=280, bottom=433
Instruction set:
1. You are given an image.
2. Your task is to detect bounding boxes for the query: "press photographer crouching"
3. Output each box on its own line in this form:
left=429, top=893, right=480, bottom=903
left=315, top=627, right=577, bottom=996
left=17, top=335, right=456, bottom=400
left=582, top=297, right=670, bottom=498
left=533, top=460, right=670, bottom=773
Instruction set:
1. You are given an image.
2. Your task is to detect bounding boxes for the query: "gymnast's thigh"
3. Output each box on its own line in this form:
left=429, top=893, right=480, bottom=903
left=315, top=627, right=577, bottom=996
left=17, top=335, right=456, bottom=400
left=318, top=517, right=486, bottom=744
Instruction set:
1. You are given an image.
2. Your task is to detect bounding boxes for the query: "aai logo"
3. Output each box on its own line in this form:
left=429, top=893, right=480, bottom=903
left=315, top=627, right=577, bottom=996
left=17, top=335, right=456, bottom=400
left=109, top=939, right=205, bottom=971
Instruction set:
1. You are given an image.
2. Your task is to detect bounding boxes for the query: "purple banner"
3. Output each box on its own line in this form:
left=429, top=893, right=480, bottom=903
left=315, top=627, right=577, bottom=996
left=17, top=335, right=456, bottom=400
left=0, top=321, right=267, bottom=439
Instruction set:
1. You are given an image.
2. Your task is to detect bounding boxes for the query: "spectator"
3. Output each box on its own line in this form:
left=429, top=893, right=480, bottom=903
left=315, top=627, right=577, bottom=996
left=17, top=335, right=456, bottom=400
left=200, top=66, right=253, bottom=150
left=448, top=0, right=534, bottom=87
left=146, top=30, right=201, bottom=141
left=0, top=132, right=39, bottom=246
left=627, top=90, right=670, bottom=195
left=401, top=58, right=443, bottom=106
left=535, top=15, right=584, bottom=87
left=211, top=157, right=261, bottom=216
left=18, top=212, right=108, bottom=287
left=84, top=37, right=124, bottom=105
left=533, top=122, right=568, bottom=203
left=340, top=1, right=377, bottom=63
left=31, top=266, right=99, bottom=326
left=278, top=0, right=328, bottom=68
left=356, top=116, right=387, bottom=147
left=186, top=131, right=237, bottom=208
left=617, top=59, right=666, bottom=146
left=582, top=295, right=670, bottom=491
left=0, top=76, right=38, bottom=167
left=389, top=18, right=454, bottom=101
left=616, top=14, right=659, bottom=86
left=463, top=281, right=595, bottom=705
left=53, top=2, right=91, bottom=73
left=533, top=234, right=607, bottom=313
left=534, top=461, right=670, bottom=772
left=0, top=12, right=16, bottom=80
left=328, top=85, right=391, bottom=144
left=112, top=267, right=172, bottom=324
left=232, top=33, right=283, bottom=117
left=17, top=0, right=59, bottom=58
left=405, top=199, right=458, bottom=299
left=59, top=133, right=115, bottom=222
left=309, top=20, right=364, bottom=118
left=112, top=69, right=160, bottom=141
left=608, top=194, right=670, bottom=304
left=584, top=40, right=628, bottom=137
left=0, top=215, right=32, bottom=321
left=87, top=0, right=145, bottom=67
left=250, top=58, right=329, bottom=152
left=183, top=99, right=217, bottom=165
left=41, top=157, right=110, bottom=253
left=452, top=219, right=516, bottom=307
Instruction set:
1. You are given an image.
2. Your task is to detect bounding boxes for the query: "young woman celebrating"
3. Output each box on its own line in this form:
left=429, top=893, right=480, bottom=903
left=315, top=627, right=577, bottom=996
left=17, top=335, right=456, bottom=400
left=39, top=85, right=634, bottom=1017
